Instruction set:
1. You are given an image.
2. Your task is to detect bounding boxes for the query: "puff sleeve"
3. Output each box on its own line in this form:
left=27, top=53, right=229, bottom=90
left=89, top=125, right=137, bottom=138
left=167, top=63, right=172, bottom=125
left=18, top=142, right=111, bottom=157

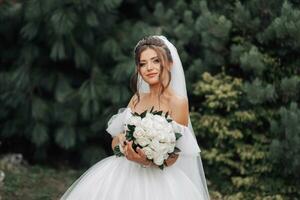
left=106, top=107, right=131, bottom=137
left=172, top=121, right=201, bottom=156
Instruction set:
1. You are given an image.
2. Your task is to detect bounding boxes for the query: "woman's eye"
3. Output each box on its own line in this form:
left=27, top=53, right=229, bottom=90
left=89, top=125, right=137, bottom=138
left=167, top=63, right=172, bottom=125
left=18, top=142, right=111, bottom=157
left=153, top=59, right=160, bottom=63
left=139, top=63, right=146, bottom=67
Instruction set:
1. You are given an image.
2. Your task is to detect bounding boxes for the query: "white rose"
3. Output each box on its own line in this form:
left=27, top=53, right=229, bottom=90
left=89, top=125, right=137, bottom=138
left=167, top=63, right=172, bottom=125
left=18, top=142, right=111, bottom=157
left=153, top=153, right=164, bottom=166
left=141, top=117, right=154, bottom=130
left=159, top=143, right=170, bottom=155
left=145, top=112, right=154, bottom=119
left=145, top=129, right=158, bottom=139
left=167, top=143, right=176, bottom=153
left=166, top=123, right=173, bottom=133
left=157, top=134, right=168, bottom=143
left=143, top=146, right=155, bottom=160
left=133, top=127, right=146, bottom=139
left=153, top=121, right=164, bottom=131
left=136, top=137, right=151, bottom=147
left=153, top=115, right=166, bottom=124
left=162, top=126, right=171, bottom=135
left=149, top=139, right=160, bottom=150
left=169, top=133, right=176, bottom=142
left=172, top=121, right=183, bottom=133
left=127, top=116, right=142, bottom=126
left=157, top=129, right=166, bottom=137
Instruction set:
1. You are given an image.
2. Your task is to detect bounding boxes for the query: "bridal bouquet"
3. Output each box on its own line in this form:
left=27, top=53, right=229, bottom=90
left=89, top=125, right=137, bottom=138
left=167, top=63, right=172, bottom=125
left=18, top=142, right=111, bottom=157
left=113, top=106, right=182, bottom=169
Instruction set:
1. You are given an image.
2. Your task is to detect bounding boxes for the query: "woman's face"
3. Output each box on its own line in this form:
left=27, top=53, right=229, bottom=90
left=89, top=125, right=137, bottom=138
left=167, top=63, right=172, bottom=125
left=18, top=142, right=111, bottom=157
left=138, top=48, right=162, bottom=85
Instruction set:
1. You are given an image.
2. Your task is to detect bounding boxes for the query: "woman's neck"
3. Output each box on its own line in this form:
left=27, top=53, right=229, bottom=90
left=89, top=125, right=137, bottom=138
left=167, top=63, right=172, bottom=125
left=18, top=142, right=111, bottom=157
left=148, top=83, right=173, bottom=99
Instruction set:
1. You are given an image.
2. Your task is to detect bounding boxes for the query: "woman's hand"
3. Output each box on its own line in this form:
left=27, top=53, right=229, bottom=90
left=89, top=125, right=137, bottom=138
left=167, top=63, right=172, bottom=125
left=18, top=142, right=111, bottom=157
left=123, top=141, right=152, bottom=166
left=111, top=132, right=126, bottom=151
left=117, top=133, right=126, bottom=147
left=165, top=153, right=179, bottom=167
left=123, top=141, right=179, bottom=167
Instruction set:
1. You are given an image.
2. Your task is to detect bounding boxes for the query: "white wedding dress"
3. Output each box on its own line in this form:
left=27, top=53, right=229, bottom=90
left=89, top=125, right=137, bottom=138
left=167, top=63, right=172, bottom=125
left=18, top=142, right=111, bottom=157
left=60, top=107, right=209, bottom=200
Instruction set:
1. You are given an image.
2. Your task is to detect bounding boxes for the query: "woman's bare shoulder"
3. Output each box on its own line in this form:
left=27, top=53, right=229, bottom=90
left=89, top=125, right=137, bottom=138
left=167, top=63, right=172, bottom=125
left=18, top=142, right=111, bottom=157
left=169, top=94, right=188, bottom=107
left=169, top=94, right=189, bottom=126
left=127, top=93, right=147, bottom=108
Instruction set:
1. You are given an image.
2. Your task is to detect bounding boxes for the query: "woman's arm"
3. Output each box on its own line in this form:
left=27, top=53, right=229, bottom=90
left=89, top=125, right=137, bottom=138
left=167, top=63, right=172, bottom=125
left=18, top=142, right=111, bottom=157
left=111, top=132, right=125, bottom=151
left=111, top=136, right=119, bottom=151
left=164, top=95, right=189, bottom=167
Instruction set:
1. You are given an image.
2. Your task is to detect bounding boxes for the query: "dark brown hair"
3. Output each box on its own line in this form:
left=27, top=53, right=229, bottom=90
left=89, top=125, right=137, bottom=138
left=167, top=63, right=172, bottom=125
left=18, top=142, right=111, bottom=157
left=130, top=36, right=173, bottom=108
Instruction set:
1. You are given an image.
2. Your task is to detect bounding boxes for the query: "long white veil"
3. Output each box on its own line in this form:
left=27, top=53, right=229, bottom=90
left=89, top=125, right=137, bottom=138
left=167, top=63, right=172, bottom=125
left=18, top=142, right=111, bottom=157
left=137, top=35, right=210, bottom=199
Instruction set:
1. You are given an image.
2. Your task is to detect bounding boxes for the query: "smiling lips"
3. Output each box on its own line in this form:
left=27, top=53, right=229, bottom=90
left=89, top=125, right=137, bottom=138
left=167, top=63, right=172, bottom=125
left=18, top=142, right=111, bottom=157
left=146, top=73, right=158, bottom=77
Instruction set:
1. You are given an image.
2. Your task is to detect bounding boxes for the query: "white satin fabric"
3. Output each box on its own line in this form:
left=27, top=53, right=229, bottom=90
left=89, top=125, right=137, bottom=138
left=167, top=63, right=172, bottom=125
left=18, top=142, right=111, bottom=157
left=60, top=107, right=209, bottom=200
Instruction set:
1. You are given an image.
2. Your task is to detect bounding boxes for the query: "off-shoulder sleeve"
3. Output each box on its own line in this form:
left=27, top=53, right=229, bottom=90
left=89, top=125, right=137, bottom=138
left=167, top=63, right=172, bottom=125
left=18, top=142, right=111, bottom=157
left=172, top=121, right=201, bottom=156
left=106, top=107, right=131, bottom=137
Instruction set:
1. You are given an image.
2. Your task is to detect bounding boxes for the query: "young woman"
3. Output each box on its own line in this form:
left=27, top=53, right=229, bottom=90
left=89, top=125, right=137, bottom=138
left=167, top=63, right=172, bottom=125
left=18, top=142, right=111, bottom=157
left=60, top=35, right=210, bottom=200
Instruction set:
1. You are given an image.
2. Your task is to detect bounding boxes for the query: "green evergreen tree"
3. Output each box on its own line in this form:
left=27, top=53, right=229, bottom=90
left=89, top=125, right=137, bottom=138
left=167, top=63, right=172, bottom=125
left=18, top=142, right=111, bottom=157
left=0, top=0, right=126, bottom=165
left=150, top=0, right=300, bottom=198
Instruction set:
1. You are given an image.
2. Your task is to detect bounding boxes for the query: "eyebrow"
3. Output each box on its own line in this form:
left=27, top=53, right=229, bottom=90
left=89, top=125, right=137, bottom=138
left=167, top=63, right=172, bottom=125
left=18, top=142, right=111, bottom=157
left=140, top=56, right=159, bottom=62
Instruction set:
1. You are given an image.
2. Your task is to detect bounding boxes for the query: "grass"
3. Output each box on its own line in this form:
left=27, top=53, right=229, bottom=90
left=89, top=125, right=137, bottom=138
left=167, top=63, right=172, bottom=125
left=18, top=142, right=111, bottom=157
left=0, top=165, right=82, bottom=200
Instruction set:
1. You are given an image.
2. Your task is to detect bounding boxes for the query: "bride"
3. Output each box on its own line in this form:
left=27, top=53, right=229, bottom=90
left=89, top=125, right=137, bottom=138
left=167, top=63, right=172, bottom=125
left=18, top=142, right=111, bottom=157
left=60, top=35, right=210, bottom=200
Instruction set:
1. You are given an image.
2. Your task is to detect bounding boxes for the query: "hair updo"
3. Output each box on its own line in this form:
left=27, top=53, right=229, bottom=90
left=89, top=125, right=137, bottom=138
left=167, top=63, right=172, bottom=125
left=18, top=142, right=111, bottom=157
left=130, top=36, right=173, bottom=108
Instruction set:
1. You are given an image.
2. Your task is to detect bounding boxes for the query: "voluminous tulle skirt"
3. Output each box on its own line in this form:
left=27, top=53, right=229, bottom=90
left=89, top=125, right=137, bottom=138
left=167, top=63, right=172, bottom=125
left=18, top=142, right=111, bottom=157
left=60, top=156, right=206, bottom=200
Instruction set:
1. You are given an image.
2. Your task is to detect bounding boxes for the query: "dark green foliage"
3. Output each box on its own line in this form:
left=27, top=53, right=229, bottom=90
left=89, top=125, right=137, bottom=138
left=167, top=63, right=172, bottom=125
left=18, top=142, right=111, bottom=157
left=0, top=0, right=128, bottom=165
left=270, top=102, right=300, bottom=178
left=0, top=164, right=82, bottom=200
left=149, top=0, right=300, bottom=198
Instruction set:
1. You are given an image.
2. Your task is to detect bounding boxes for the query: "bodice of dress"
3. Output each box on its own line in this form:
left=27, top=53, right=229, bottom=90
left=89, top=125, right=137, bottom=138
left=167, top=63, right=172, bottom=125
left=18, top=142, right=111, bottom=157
left=106, top=107, right=201, bottom=156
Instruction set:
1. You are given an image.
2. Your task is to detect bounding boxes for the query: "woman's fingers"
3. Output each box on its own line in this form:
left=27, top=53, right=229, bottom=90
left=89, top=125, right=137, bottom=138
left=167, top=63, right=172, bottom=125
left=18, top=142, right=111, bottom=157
left=124, top=141, right=147, bottom=165
left=118, top=134, right=126, bottom=148
left=126, top=141, right=134, bottom=151
left=124, top=141, right=137, bottom=160
left=165, top=154, right=179, bottom=166
left=123, top=144, right=128, bottom=156
left=136, top=147, right=146, bottom=159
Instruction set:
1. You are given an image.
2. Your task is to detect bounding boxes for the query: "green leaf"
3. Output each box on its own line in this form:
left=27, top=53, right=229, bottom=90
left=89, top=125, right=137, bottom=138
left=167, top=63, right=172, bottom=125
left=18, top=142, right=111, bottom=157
left=159, top=164, right=164, bottom=170
left=153, top=110, right=163, bottom=115
left=21, top=22, right=38, bottom=40
left=127, top=124, right=135, bottom=131
left=86, top=12, right=99, bottom=27
left=113, top=145, right=124, bottom=157
left=50, top=40, right=66, bottom=60
left=55, top=75, right=74, bottom=102
left=50, top=9, right=76, bottom=35
left=165, top=111, right=169, bottom=118
left=126, top=130, right=134, bottom=141
left=140, top=109, right=147, bottom=118
left=173, top=147, right=181, bottom=153
left=150, top=106, right=154, bottom=113
left=74, top=46, right=89, bottom=68
left=175, top=132, right=182, bottom=140
left=32, top=97, right=49, bottom=121
left=32, top=123, right=49, bottom=146
left=55, top=126, right=76, bottom=149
